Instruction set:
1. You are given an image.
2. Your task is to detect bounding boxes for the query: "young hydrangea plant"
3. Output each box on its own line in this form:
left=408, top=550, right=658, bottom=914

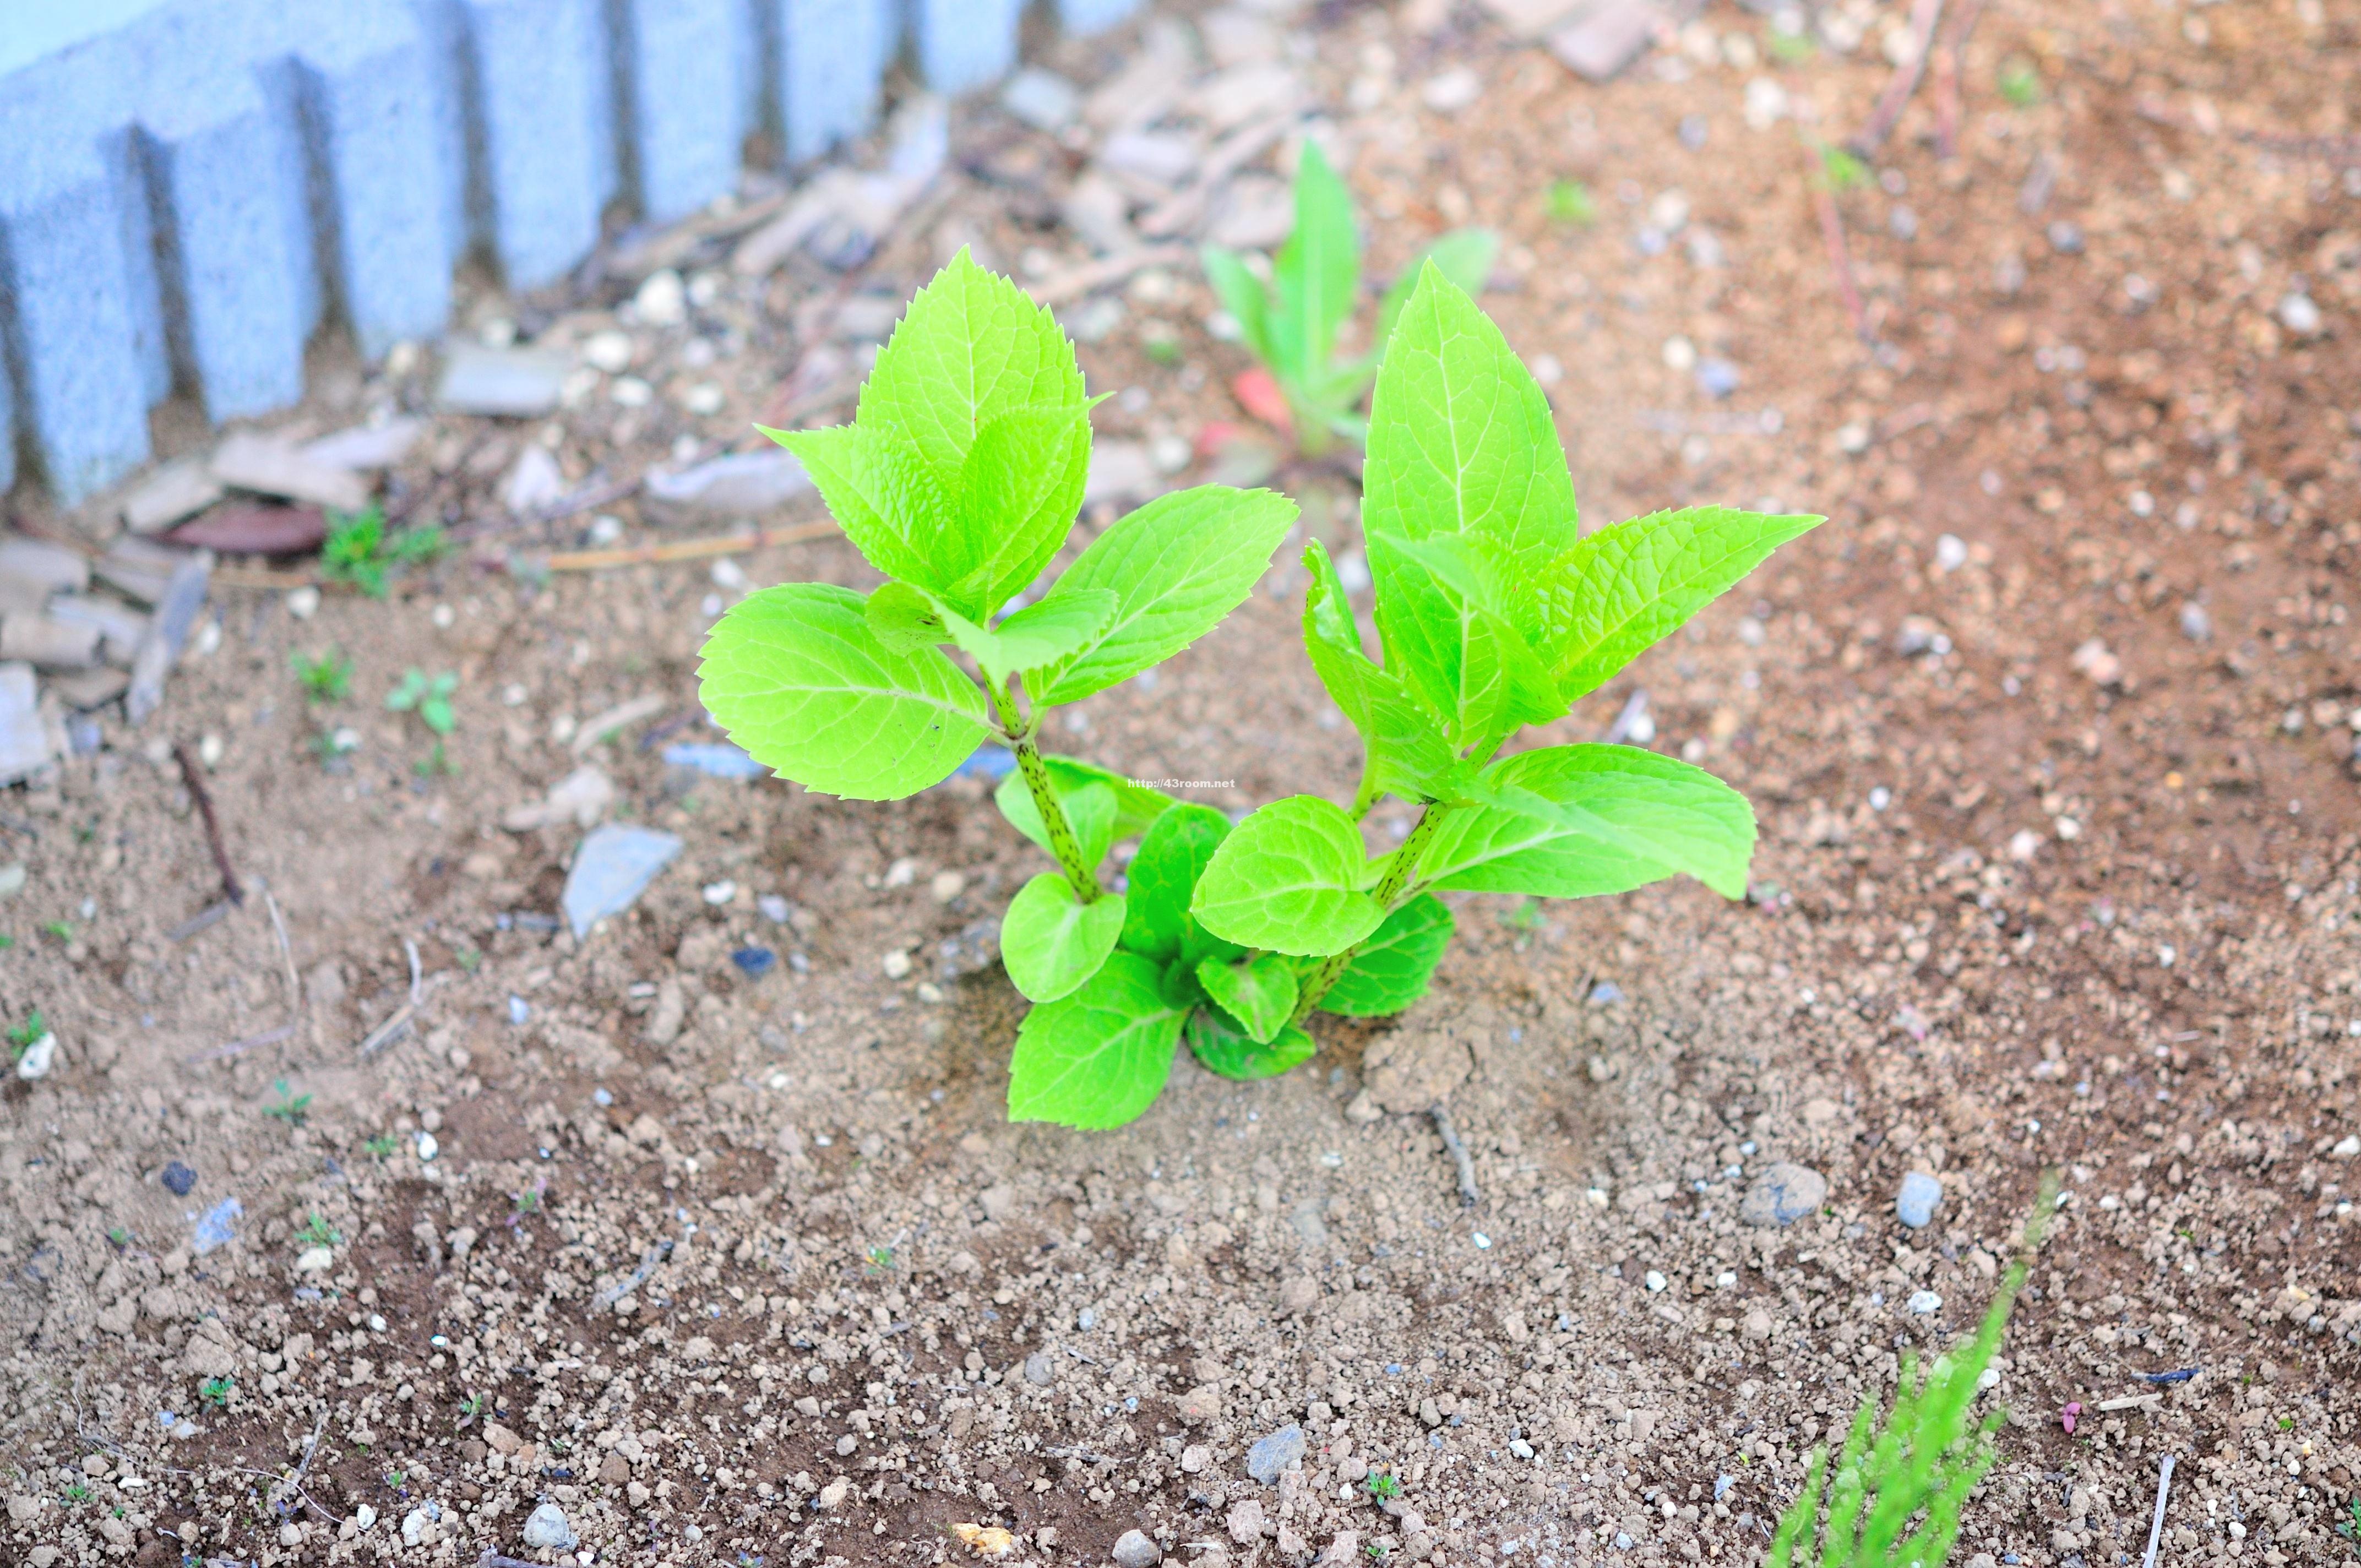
left=1134, top=265, right=1825, bottom=1087
left=1203, top=140, right=1496, bottom=455
left=697, top=252, right=1297, bottom=1120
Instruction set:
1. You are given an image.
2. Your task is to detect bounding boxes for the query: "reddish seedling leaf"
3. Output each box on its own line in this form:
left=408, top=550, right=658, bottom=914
left=1231, top=367, right=1293, bottom=434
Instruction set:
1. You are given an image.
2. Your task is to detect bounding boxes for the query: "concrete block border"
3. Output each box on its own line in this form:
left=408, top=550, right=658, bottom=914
left=0, top=0, right=1141, bottom=507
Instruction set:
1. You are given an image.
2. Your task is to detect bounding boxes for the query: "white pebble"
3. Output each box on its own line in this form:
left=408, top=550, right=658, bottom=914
left=1644, top=1270, right=1668, bottom=1292
left=882, top=950, right=912, bottom=980
left=286, top=586, right=321, bottom=620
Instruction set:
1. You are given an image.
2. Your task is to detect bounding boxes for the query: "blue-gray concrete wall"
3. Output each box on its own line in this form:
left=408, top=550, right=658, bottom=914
left=0, top=0, right=1142, bottom=507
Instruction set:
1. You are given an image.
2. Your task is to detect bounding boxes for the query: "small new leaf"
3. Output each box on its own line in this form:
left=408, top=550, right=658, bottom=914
left=1192, top=796, right=1384, bottom=957
left=1002, top=874, right=1127, bottom=1003
left=1185, top=1008, right=1318, bottom=1081
left=1008, top=952, right=1187, bottom=1128
left=995, top=773, right=1121, bottom=869
left=1194, top=953, right=1299, bottom=1043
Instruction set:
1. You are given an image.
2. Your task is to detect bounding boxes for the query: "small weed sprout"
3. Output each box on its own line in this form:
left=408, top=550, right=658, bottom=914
left=292, top=647, right=353, bottom=703
left=198, top=1378, right=234, bottom=1409
left=6, top=1009, right=46, bottom=1063
left=1996, top=57, right=2042, bottom=107
left=459, top=1393, right=486, bottom=1423
left=387, top=668, right=459, bottom=775
left=863, top=1244, right=896, bottom=1275
left=296, top=1213, right=339, bottom=1248
left=1203, top=140, right=1496, bottom=455
left=63, top=1482, right=90, bottom=1502
left=362, top=1133, right=400, bottom=1159
left=1818, top=144, right=1873, bottom=193
left=1366, top=1471, right=1401, bottom=1501
left=1765, top=1173, right=2060, bottom=1568
left=41, top=921, right=71, bottom=942
left=1546, top=178, right=1596, bottom=226
left=263, top=1079, right=312, bottom=1127
left=321, top=507, right=447, bottom=598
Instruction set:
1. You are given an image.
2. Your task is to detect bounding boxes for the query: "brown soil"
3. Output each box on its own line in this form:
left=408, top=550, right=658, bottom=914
left=2, top=2, right=2357, bottom=1567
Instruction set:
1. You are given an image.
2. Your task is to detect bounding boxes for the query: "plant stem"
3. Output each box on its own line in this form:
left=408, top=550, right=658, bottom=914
left=1292, top=802, right=1445, bottom=1023
left=991, top=680, right=1103, bottom=904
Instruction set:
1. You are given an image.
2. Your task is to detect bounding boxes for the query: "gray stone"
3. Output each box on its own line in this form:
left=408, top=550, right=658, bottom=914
left=126, top=549, right=213, bottom=726
left=1024, top=1352, right=1056, bottom=1386
left=161, top=1161, right=197, bottom=1196
left=1896, top=1171, right=1943, bottom=1229
left=644, top=449, right=812, bottom=515
left=521, top=1501, right=577, bottom=1550
left=1906, top=1289, right=1943, bottom=1315
left=1112, top=1527, right=1161, bottom=1567
left=193, top=1196, right=242, bottom=1255
left=563, top=824, right=683, bottom=939
left=0, top=663, right=54, bottom=785
left=209, top=432, right=370, bottom=512
left=1740, top=1162, right=1827, bottom=1228
left=1547, top=1, right=1668, bottom=83
left=121, top=460, right=226, bottom=535
left=1002, top=68, right=1081, bottom=132
left=1245, top=1423, right=1305, bottom=1484
left=434, top=343, right=570, bottom=417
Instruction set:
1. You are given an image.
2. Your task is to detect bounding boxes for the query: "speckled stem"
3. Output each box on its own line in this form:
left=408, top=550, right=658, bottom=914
left=993, top=680, right=1102, bottom=905
left=1291, top=803, right=1444, bottom=1025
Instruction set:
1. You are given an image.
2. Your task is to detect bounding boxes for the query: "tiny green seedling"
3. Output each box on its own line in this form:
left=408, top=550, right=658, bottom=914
left=387, top=668, right=459, bottom=776
left=1996, top=56, right=2041, bottom=107
left=6, top=1009, right=45, bottom=1062
left=698, top=251, right=1297, bottom=1120
left=1546, top=178, right=1596, bottom=227
left=863, top=1244, right=896, bottom=1275
left=292, top=648, right=353, bottom=704
left=995, top=268, right=1818, bottom=1126
left=198, top=1378, right=234, bottom=1409
left=1366, top=1471, right=1401, bottom=1501
left=1766, top=1174, right=2059, bottom=1568
left=40, top=921, right=71, bottom=942
left=263, top=1079, right=312, bottom=1127
left=296, top=1213, right=339, bottom=1248
left=385, top=668, right=456, bottom=734
left=1202, top=140, right=1497, bottom=455
left=1819, top=145, right=1873, bottom=194
left=321, top=507, right=447, bottom=598
left=459, top=1393, right=486, bottom=1423
left=362, top=1133, right=400, bottom=1159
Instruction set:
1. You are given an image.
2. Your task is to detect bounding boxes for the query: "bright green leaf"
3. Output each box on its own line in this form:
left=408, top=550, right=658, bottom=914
left=1030, top=486, right=1298, bottom=706
left=759, top=424, right=950, bottom=597
left=1372, top=228, right=1498, bottom=365
left=1270, top=139, right=1359, bottom=389
left=1364, top=262, right=1579, bottom=590
left=1194, top=953, right=1299, bottom=1043
left=860, top=249, right=1086, bottom=494
left=864, top=580, right=952, bottom=654
left=1537, top=506, right=1824, bottom=704
left=1413, top=745, right=1757, bottom=901
left=1316, top=892, right=1454, bottom=1016
left=947, top=405, right=1094, bottom=615
left=1192, top=795, right=1384, bottom=957
left=1300, top=540, right=1461, bottom=805
left=1008, top=951, right=1187, bottom=1128
left=1185, top=1007, right=1317, bottom=1081
left=698, top=583, right=990, bottom=801
left=1121, top=803, right=1236, bottom=964
left=1002, top=874, right=1127, bottom=1002
left=1201, top=246, right=1275, bottom=367
left=993, top=587, right=1118, bottom=675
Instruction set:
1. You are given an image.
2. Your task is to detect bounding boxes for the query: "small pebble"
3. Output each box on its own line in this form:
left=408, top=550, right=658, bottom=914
left=1112, top=1527, right=1161, bottom=1568
left=731, top=946, right=778, bottom=978
left=883, top=950, right=912, bottom=979
left=1906, top=1289, right=1943, bottom=1315
left=1644, top=1270, right=1668, bottom=1292
left=160, top=1161, right=196, bottom=1196
left=416, top=1131, right=438, bottom=1162
left=1740, top=1162, right=1827, bottom=1227
left=1896, top=1170, right=1943, bottom=1228
left=1024, top=1352, right=1056, bottom=1387
left=521, top=1501, right=577, bottom=1550
left=1246, top=1423, right=1305, bottom=1484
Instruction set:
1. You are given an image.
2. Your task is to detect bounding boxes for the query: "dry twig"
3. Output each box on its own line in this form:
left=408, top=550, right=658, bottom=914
left=1026, top=244, right=1194, bottom=308
left=1430, top=1104, right=1481, bottom=1208
left=1932, top=0, right=1987, bottom=158
left=1849, top=0, right=1946, bottom=155
left=172, top=742, right=242, bottom=905
left=1814, top=184, right=1869, bottom=340
left=356, top=939, right=424, bottom=1056
left=539, top=521, right=837, bottom=574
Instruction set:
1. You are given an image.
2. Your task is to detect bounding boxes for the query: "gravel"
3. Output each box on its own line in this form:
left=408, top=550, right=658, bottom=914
left=1112, top=1527, right=1162, bottom=1567
left=1246, top=1422, right=1306, bottom=1483
left=1897, top=1170, right=1943, bottom=1229
left=522, top=1501, right=576, bottom=1549
left=1739, top=1162, right=1827, bottom=1227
